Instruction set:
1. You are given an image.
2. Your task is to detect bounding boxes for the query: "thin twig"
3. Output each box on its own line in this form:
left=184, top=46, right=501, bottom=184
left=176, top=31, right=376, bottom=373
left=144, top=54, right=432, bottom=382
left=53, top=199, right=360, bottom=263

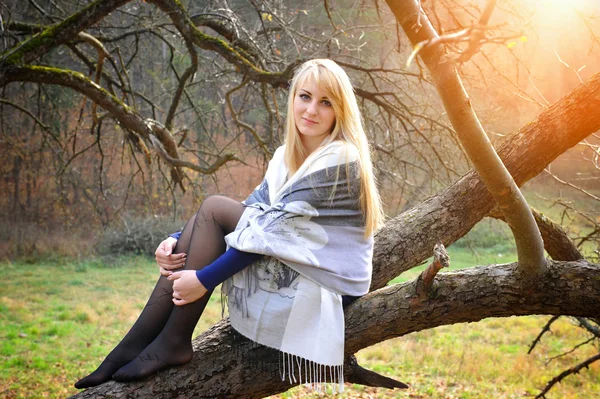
left=528, top=316, right=560, bottom=354
left=535, top=353, right=600, bottom=399
left=545, top=337, right=596, bottom=365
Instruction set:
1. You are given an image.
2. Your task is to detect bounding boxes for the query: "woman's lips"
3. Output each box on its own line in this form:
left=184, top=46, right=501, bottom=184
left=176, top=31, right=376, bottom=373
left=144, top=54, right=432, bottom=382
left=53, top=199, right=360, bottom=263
left=302, top=118, right=317, bottom=125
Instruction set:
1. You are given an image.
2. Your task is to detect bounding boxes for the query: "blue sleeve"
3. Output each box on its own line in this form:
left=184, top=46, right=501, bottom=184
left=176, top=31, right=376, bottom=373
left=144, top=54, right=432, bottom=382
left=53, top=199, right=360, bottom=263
left=196, top=248, right=263, bottom=290
left=169, top=231, right=181, bottom=240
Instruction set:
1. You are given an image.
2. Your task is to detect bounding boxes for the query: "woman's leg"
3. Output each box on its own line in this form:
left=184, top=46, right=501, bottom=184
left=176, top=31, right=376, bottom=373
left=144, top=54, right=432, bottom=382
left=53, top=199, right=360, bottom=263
left=112, top=195, right=245, bottom=381
left=74, top=213, right=199, bottom=389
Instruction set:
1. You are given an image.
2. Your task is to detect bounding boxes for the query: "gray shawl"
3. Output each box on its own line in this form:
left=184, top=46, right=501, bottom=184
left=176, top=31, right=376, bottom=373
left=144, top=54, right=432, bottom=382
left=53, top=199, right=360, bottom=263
left=223, top=140, right=373, bottom=392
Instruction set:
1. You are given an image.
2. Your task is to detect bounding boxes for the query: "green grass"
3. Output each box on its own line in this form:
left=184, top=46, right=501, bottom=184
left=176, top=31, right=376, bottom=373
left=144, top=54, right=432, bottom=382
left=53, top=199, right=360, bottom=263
left=277, top=316, right=599, bottom=399
left=0, top=257, right=223, bottom=398
left=1, top=251, right=598, bottom=398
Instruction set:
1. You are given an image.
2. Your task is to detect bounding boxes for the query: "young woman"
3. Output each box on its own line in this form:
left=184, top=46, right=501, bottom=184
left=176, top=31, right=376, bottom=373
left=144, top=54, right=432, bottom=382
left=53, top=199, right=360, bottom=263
left=75, top=58, right=384, bottom=391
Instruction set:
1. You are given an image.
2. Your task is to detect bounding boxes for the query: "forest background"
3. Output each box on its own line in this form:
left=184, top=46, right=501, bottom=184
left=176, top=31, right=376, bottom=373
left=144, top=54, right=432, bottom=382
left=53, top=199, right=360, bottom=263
left=0, top=0, right=599, bottom=398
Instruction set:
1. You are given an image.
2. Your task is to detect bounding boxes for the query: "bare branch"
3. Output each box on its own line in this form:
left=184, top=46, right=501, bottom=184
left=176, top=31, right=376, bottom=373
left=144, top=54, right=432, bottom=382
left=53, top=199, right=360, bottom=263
left=457, top=0, right=497, bottom=63
left=345, top=355, right=409, bottom=389
left=527, top=315, right=560, bottom=354
left=489, top=207, right=585, bottom=262
left=323, top=0, right=338, bottom=31
left=535, top=353, right=600, bottom=399
left=225, top=77, right=271, bottom=156
left=190, top=13, right=261, bottom=62
left=543, top=169, right=600, bottom=202
left=545, top=336, right=596, bottom=365
left=575, top=317, right=600, bottom=338
left=0, top=65, right=239, bottom=186
left=165, top=43, right=198, bottom=131
left=147, top=0, right=299, bottom=87
left=0, top=97, right=53, bottom=136
left=1, top=0, right=131, bottom=65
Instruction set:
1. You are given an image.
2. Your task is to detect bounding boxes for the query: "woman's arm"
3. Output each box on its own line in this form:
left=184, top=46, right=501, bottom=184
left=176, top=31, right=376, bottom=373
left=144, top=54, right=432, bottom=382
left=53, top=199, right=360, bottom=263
left=167, top=248, right=263, bottom=306
left=195, top=248, right=263, bottom=290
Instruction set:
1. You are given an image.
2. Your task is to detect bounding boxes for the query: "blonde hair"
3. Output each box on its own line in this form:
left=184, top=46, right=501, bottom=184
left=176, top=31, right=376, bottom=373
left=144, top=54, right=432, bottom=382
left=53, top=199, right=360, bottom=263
left=283, top=59, right=384, bottom=236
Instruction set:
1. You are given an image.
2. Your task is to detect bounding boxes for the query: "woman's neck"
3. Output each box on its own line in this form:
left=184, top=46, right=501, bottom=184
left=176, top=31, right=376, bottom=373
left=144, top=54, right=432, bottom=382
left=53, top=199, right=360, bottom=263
left=301, top=134, right=333, bottom=157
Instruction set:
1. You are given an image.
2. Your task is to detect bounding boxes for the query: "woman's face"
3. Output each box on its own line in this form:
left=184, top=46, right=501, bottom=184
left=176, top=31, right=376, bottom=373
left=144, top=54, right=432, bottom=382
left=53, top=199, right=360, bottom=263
left=293, top=76, right=336, bottom=153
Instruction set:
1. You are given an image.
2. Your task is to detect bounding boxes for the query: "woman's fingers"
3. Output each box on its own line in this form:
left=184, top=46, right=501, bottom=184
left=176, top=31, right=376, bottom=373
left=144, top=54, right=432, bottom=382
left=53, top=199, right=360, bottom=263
left=161, top=257, right=187, bottom=270
left=156, top=240, right=186, bottom=273
left=155, top=237, right=178, bottom=256
left=172, top=297, right=189, bottom=306
left=168, top=271, right=182, bottom=280
left=156, top=252, right=186, bottom=263
left=155, top=238, right=186, bottom=272
left=169, top=271, right=207, bottom=306
left=171, top=277, right=190, bottom=306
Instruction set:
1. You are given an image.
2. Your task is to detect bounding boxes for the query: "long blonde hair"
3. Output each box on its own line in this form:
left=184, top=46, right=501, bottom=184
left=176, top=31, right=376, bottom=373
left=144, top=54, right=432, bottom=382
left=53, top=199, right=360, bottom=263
left=283, top=59, right=384, bottom=236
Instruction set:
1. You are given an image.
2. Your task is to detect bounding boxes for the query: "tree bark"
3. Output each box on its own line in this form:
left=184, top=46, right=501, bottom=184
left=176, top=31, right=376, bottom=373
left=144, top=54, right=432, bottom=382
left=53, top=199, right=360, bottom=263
left=69, top=70, right=600, bottom=398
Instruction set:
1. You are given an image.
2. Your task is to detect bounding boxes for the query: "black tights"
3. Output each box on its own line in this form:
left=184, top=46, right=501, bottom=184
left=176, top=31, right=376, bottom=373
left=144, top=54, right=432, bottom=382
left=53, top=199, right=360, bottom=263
left=75, top=196, right=244, bottom=388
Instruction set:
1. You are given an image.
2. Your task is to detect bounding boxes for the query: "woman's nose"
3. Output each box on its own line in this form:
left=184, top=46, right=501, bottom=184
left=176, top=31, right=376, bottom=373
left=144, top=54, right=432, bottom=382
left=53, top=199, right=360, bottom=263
left=306, top=101, right=317, bottom=115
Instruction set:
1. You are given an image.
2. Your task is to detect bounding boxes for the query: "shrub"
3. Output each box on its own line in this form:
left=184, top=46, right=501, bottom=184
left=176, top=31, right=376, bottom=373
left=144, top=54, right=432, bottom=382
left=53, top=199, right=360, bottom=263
left=0, top=221, right=95, bottom=262
left=95, top=216, right=184, bottom=258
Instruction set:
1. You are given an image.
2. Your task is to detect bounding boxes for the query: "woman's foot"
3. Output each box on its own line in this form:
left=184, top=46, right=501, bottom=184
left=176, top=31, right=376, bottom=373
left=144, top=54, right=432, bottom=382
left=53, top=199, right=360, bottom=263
left=74, top=356, right=132, bottom=388
left=74, top=277, right=177, bottom=389
left=112, top=336, right=193, bottom=381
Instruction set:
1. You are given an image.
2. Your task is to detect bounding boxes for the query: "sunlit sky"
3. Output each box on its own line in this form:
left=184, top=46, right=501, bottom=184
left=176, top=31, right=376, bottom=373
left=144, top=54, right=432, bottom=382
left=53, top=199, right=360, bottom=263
left=502, top=0, right=600, bottom=102
left=531, top=0, right=598, bottom=18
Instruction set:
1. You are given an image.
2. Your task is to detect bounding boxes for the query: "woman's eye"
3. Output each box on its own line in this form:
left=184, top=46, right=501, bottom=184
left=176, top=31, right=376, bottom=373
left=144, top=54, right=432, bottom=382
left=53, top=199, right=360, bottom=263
left=322, top=100, right=332, bottom=107
left=299, top=94, right=310, bottom=100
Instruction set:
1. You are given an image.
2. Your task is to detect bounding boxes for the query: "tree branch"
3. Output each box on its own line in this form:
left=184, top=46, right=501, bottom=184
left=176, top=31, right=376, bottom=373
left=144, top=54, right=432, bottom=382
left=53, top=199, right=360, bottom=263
left=225, top=77, right=270, bottom=156
left=414, top=243, right=449, bottom=298
left=345, top=355, right=409, bottom=389
left=371, top=69, right=600, bottom=291
left=1, top=0, right=131, bottom=65
left=0, top=65, right=236, bottom=181
left=527, top=315, right=560, bottom=354
left=387, top=0, right=546, bottom=275
left=147, top=0, right=299, bottom=87
left=190, top=13, right=261, bottom=63
left=489, top=207, right=585, bottom=262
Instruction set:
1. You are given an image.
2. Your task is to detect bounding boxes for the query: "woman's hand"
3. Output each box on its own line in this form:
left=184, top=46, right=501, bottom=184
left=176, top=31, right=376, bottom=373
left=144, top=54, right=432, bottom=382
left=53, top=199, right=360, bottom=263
left=168, top=270, right=208, bottom=306
left=155, top=237, right=186, bottom=276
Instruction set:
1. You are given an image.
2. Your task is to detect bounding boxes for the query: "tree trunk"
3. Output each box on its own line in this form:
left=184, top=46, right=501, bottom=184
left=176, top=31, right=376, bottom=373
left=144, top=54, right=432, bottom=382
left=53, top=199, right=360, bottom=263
left=70, top=70, right=600, bottom=398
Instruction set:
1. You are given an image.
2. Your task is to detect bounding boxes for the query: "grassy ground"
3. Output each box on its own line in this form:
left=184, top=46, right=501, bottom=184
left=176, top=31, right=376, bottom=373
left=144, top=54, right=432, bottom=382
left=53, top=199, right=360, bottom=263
left=1, top=247, right=598, bottom=398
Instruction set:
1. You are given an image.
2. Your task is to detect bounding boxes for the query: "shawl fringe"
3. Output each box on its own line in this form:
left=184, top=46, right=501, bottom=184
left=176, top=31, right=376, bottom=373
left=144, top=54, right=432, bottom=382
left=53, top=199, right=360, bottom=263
left=280, top=351, right=344, bottom=393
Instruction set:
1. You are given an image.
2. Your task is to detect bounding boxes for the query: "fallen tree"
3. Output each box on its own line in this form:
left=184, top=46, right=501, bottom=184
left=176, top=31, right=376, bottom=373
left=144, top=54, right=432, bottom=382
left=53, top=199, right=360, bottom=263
left=70, top=69, right=600, bottom=399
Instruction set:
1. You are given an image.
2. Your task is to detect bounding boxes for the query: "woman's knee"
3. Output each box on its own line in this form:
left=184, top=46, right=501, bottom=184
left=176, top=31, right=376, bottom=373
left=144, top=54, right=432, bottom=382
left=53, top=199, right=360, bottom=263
left=197, top=195, right=244, bottom=232
left=198, top=195, right=234, bottom=216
